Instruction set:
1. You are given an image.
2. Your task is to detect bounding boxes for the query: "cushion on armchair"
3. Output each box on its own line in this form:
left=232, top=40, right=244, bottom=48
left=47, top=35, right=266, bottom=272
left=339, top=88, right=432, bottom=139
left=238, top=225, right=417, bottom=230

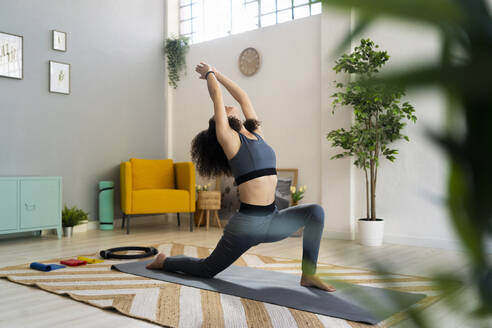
left=130, top=158, right=175, bottom=190
left=275, top=177, right=293, bottom=210
left=132, top=189, right=190, bottom=213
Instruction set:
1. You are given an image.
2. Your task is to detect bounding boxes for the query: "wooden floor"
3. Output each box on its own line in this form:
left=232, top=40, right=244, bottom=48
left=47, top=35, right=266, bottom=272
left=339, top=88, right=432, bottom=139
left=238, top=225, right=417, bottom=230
left=0, top=216, right=490, bottom=328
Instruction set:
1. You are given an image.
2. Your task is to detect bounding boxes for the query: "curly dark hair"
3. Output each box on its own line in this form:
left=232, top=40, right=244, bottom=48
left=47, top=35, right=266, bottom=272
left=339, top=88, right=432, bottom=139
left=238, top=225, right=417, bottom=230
left=190, top=116, right=261, bottom=179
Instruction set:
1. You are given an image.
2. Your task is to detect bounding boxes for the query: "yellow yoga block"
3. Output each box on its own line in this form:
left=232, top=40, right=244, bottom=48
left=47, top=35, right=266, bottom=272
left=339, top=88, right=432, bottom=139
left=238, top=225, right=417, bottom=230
left=77, top=256, right=104, bottom=264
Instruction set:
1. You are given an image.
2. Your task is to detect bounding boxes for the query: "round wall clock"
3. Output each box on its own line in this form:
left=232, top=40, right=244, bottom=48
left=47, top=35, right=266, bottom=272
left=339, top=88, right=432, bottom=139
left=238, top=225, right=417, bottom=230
left=238, top=47, right=260, bottom=76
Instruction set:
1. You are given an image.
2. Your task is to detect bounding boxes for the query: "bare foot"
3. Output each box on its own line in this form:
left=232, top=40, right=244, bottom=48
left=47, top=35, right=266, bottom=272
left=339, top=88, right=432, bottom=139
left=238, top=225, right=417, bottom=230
left=300, top=273, right=336, bottom=292
left=146, top=253, right=167, bottom=270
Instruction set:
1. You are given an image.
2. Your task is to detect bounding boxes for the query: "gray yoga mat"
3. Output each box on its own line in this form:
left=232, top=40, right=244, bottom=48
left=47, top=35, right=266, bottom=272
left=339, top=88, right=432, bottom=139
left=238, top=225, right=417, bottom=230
left=112, top=260, right=426, bottom=325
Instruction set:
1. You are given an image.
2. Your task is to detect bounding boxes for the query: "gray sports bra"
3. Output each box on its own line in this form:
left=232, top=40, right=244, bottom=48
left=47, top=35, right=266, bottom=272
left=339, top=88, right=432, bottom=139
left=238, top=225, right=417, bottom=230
left=228, top=131, right=277, bottom=186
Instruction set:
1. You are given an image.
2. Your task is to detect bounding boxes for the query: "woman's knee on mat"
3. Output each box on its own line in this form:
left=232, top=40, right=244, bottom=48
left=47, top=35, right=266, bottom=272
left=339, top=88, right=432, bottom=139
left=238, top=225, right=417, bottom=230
left=198, top=258, right=220, bottom=278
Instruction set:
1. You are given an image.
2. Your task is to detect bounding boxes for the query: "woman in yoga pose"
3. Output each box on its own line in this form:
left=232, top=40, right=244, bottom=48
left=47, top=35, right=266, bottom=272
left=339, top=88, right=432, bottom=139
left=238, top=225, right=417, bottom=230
left=147, top=62, right=335, bottom=292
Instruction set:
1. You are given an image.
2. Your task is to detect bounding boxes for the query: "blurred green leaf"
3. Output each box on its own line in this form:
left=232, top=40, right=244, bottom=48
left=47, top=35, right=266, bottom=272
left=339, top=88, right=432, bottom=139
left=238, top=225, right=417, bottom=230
left=323, top=0, right=492, bottom=319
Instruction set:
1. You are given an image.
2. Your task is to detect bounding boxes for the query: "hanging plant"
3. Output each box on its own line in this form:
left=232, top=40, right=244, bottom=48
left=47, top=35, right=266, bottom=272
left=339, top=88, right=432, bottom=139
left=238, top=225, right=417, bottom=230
left=164, top=35, right=190, bottom=89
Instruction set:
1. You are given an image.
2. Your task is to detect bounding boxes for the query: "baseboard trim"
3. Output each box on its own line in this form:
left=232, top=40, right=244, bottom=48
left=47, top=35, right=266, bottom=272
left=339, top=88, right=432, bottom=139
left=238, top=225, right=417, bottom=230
left=383, top=233, right=492, bottom=253
left=83, top=214, right=228, bottom=231
left=90, top=215, right=172, bottom=230
left=322, top=229, right=354, bottom=240
left=87, top=220, right=99, bottom=230
left=383, top=234, right=458, bottom=250
left=322, top=229, right=492, bottom=253
left=20, top=217, right=492, bottom=254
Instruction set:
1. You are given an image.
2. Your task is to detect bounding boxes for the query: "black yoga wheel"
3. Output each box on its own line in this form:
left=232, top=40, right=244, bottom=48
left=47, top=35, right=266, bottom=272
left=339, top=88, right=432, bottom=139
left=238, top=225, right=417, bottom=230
left=100, top=246, right=158, bottom=259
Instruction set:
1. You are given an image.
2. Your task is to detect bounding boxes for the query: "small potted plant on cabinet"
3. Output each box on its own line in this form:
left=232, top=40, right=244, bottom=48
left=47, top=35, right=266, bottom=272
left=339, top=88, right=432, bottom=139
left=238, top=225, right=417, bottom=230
left=62, top=204, right=89, bottom=238
left=326, top=39, right=417, bottom=246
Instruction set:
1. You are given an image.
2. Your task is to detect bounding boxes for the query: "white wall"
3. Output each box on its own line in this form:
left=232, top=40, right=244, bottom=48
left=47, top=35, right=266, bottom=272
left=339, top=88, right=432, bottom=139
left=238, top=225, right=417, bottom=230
left=320, top=8, right=353, bottom=239
left=0, top=0, right=167, bottom=221
left=172, top=15, right=325, bottom=207
left=169, top=6, right=482, bottom=250
left=348, top=1, right=492, bottom=250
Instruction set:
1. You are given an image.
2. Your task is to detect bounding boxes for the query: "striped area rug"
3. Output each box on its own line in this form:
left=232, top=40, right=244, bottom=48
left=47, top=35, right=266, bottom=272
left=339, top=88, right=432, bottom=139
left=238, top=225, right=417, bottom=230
left=0, top=242, right=444, bottom=328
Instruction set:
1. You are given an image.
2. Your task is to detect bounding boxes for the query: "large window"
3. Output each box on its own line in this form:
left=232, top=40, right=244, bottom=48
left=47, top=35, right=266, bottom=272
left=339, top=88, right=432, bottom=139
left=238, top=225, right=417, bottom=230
left=179, top=0, right=322, bottom=44
left=179, top=0, right=202, bottom=44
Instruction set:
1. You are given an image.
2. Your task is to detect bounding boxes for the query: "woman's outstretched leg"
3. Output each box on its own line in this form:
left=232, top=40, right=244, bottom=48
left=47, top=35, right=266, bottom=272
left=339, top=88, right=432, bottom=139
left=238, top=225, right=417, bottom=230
left=147, top=213, right=257, bottom=278
left=263, top=203, right=335, bottom=291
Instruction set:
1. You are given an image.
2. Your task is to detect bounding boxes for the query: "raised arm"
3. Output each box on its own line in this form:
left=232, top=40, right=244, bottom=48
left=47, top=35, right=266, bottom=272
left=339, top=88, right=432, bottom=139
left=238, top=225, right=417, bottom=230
left=212, top=68, right=259, bottom=121
left=195, top=62, right=233, bottom=143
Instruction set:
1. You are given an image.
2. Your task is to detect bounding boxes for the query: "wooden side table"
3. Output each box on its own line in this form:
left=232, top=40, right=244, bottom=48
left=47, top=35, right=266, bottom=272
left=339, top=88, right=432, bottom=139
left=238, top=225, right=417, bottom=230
left=196, top=191, right=221, bottom=230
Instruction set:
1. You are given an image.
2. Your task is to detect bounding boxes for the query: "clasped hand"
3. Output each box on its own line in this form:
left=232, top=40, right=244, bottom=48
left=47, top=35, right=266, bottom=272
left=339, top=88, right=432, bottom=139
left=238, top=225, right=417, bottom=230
left=195, top=62, right=217, bottom=79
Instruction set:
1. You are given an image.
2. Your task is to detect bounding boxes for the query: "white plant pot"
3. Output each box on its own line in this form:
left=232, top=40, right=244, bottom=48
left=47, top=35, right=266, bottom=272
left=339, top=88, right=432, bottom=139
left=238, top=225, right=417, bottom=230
left=358, top=218, right=384, bottom=246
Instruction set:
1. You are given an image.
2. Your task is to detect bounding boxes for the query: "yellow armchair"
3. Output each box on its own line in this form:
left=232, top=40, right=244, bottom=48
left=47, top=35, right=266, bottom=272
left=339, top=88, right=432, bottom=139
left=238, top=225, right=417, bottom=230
left=120, top=158, right=196, bottom=234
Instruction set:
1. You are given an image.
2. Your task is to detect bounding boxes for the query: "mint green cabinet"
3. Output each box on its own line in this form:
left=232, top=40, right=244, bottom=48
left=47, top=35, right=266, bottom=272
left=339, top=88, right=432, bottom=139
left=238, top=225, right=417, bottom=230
left=0, top=177, right=62, bottom=238
left=20, top=179, right=60, bottom=229
left=0, top=178, right=18, bottom=231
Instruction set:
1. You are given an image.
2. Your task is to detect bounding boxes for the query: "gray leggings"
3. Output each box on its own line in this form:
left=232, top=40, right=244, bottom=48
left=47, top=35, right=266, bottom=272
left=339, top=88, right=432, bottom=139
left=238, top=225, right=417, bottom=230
left=162, top=203, right=325, bottom=278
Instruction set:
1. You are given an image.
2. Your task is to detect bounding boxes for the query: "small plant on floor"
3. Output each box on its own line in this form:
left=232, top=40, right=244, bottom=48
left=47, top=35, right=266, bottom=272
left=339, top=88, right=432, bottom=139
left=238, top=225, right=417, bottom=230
left=326, top=38, right=417, bottom=221
left=290, top=185, right=307, bottom=205
left=62, top=205, right=89, bottom=227
left=196, top=183, right=212, bottom=192
left=165, top=34, right=190, bottom=89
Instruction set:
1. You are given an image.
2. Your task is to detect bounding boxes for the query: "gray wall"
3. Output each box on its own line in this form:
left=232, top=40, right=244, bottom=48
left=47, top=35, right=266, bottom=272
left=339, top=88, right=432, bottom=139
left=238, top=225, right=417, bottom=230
left=0, top=0, right=167, bottom=221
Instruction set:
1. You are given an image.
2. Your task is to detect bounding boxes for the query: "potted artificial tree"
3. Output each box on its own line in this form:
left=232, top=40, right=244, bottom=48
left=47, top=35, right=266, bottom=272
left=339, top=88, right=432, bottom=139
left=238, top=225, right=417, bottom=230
left=62, top=204, right=89, bottom=238
left=327, top=38, right=417, bottom=246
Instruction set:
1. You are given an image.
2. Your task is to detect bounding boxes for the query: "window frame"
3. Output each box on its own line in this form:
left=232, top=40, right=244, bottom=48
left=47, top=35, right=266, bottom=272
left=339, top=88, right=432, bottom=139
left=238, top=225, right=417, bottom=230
left=178, top=0, right=322, bottom=44
left=178, top=1, right=199, bottom=43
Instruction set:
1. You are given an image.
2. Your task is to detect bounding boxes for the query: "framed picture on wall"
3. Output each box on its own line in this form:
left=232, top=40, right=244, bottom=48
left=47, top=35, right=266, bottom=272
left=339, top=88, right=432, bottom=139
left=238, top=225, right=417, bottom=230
left=52, top=30, right=67, bottom=52
left=49, top=60, right=70, bottom=95
left=0, top=31, right=23, bottom=80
